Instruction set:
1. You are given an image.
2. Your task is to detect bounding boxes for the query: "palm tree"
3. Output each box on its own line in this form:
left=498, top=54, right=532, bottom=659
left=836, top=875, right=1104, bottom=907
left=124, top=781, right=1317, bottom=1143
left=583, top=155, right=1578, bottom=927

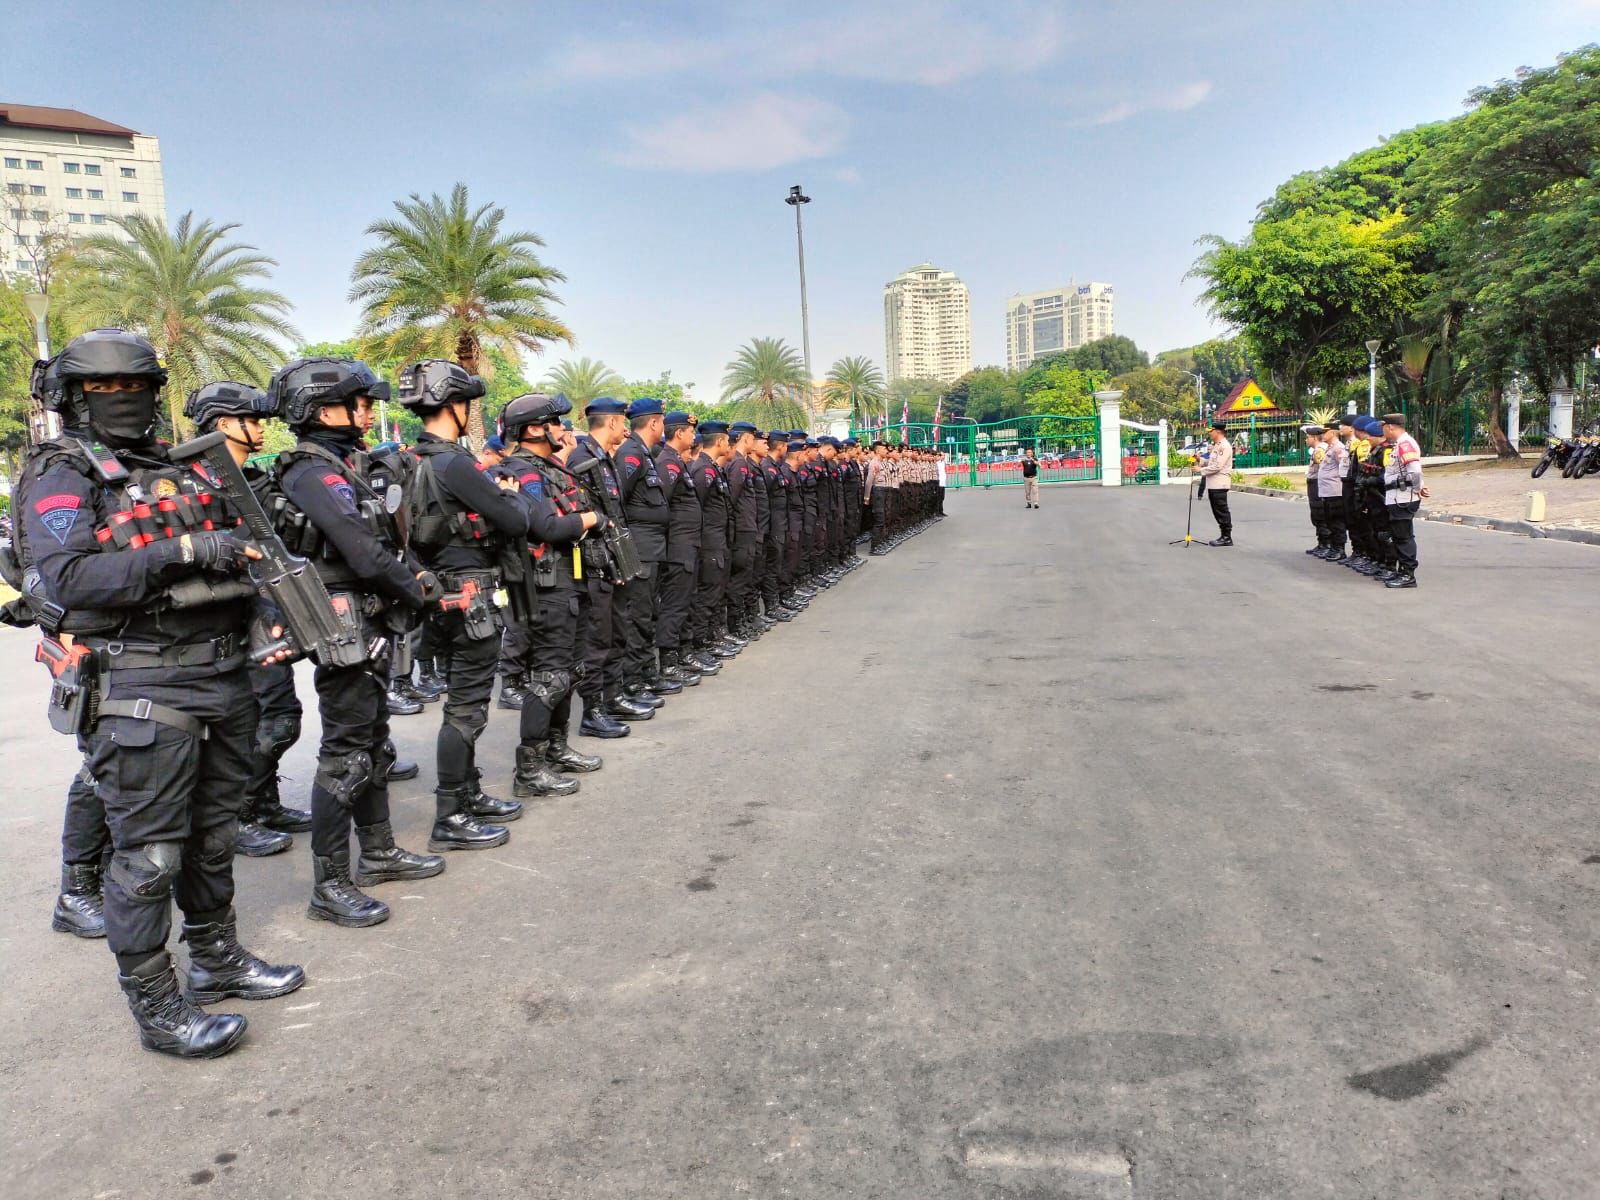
left=823, top=355, right=886, bottom=428
left=349, top=183, right=573, bottom=444
left=542, top=357, right=627, bottom=406
left=720, top=337, right=810, bottom=429
left=62, top=212, right=296, bottom=438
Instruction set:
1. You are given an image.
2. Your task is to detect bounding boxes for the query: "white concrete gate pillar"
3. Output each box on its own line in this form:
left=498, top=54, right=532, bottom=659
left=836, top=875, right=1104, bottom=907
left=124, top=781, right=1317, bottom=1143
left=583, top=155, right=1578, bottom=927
left=1095, top=390, right=1124, bottom=487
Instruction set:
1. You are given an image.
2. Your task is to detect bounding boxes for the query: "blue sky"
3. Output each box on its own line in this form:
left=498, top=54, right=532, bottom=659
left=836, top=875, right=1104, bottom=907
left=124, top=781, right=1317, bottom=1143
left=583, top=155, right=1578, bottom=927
left=15, top=1, right=1598, bottom=396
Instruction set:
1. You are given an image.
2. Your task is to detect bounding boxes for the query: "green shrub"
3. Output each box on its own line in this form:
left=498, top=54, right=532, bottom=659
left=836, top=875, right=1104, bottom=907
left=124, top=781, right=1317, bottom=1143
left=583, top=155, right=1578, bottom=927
left=1230, top=471, right=1244, bottom=485
left=1257, top=474, right=1295, bottom=490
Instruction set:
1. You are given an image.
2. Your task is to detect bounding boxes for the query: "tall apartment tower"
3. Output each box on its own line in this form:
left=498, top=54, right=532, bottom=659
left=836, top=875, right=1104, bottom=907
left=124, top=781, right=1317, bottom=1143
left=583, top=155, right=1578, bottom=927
left=1005, top=281, right=1116, bottom=371
left=0, top=104, right=167, bottom=281
left=883, top=262, right=972, bottom=384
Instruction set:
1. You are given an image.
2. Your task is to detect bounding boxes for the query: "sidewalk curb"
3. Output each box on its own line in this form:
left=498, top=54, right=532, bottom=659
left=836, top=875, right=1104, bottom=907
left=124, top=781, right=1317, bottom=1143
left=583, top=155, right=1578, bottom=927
left=1233, top=485, right=1600, bottom=546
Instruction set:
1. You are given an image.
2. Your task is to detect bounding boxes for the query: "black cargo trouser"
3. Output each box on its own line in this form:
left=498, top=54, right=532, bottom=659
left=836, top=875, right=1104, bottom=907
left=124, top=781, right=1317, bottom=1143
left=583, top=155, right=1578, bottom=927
left=655, top=558, right=697, bottom=653
left=728, top=535, right=758, bottom=626
left=1307, top=479, right=1326, bottom=545
left=761, top=536, right=783, bottom=611
left=310, top=660, right=397, bottom=858
left=1208, top=489, right=1232, bottom=537
left=1387, top=501, right=1420, bottom=573
left=498, top=618, right=531, bottom=682
left=690, top=546, right=728, bottom=644
left=871, top=488, right=890, bottom=549
left=518, top=581, right=582, bottom=745
left=88, top=666, right=255, bottom=958
left=580, top=575, right=619, bottom=704
left=62, top=756, right=111, bottom=866
left=246, top=660, right=303, bottom=819
left=1366, top=496, right=1396, bottom=567
left=616, top=562, right=659, bottom=687
left=436, top=600, right=502, bottom=789
left=1322, top=481, right=1347, bottom=551
left=418, top=608, right=449, bottom=675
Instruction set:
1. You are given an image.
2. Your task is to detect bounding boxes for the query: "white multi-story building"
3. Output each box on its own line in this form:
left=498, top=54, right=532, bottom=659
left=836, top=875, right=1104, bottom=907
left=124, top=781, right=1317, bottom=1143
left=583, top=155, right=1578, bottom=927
left=1005, top=281, right=1116, bottom=371
left=0, top=103, right=167, bottom=281
left=883, top=263, right=972, bottom=384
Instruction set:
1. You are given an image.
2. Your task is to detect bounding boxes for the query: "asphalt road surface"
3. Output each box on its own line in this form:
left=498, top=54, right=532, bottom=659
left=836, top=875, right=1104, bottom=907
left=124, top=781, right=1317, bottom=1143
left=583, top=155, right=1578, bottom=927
left=3, top=485, right=1597, bottom=1199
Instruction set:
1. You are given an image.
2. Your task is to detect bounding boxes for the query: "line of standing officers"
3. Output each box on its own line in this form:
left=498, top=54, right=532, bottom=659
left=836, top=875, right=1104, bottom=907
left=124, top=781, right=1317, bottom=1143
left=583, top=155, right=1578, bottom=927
left=1301, top=412, right=1426, bottom=589
left=13, top=331, right=938, bottom=1060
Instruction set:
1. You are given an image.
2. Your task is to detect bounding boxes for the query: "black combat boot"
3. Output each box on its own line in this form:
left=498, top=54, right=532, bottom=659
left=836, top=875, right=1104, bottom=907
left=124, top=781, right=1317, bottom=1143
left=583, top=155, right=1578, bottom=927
left=255, top=779, right=313, bottom=832
left=607, top=690, right=656, bottom=719
left=645, top=669, right=684, bottom=696
left=408, top=666, right=444, bottom=700
left=548, top=726, right=603, bottom=773
left=1384, top=570, right=1418, bottom=589
left=429, top=786, right=511, bottom=850
left=119, top=951, right=247, bottom=1059
left=355, top=820, right=447, bottom=884
left=627, top=682, right=666, bottom=708
left=416, top=659, right=448, bottom=694
left=660, top=650, right=701, bottom=687
left=392, top=675, right=438, bottom=706
left=497, top=674, right=529, bottom=710
left=579, top=701, right=631, bottom=738
left=182, top=908, right=306, bottom=1003
left=464, top=769, right=523, bottom=822
left=51, top=862, right=106, bottom=938
left=385, top=684, right=422, bottom=716
left=386, top=756, right=421, bottom=782
left=309, top=849, right=390, bottom=927
left=235, top=820, right=293, bottom=857
left=512, top=743, right=582, bottom=799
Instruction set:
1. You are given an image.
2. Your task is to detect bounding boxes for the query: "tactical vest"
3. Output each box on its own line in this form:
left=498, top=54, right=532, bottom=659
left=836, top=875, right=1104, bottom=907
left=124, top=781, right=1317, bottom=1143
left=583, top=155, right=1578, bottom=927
left=6, top=438, right=237, bottom=634
left=501, top=450, right=588, bottom=587
left=404, top=440, right=494, bottom=553
left=267, top=444, right=398, bottom=585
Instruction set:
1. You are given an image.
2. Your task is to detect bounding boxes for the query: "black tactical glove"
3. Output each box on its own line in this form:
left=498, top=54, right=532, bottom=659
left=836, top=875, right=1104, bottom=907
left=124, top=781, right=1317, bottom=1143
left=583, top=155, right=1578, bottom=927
left=188, top=530, right=254, bottom=573
left=416, top=570, right=443, bottom=603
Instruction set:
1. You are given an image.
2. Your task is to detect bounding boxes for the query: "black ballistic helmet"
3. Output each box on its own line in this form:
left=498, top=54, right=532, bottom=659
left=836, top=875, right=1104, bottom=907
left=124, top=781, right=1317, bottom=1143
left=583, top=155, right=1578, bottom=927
left=396, top=359, right=486, bottom=413
left=184, top=381, right=276, bottom=431
left=30, top=356, right=64, bottom=410
left=269, top=357, right=379, bottom=431
left=47, top=328, right=168, bottom=422
left=499, top=392, right=571, bottom=440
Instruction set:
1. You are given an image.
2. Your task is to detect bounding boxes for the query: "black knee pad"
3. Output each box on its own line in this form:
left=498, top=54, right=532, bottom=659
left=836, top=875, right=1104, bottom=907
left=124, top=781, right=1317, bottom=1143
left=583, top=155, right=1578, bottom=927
left=373, top=739, right=398, bottom=781
left=528, top=669, right=572, bottom=708
left=443, top=713, right=485, bottom=744
left=257, top=712, right=301, bottom=761
left=196, top=820, right=240, bottom=869
left=108, top=841, right=183, bottom=898
left=315, top=751, right=373, bottom=809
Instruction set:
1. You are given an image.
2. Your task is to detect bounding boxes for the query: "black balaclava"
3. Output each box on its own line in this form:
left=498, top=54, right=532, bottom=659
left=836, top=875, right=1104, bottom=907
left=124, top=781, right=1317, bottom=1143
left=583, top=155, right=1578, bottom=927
left=86, top=383, right=157, bottom=448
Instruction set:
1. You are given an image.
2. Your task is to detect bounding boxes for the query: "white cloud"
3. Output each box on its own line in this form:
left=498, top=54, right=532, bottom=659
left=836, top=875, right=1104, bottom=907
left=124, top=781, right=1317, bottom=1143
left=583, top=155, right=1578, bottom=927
left=543, top=3, right=1065, bottom=88
left=611, top=93, right=850, bottom=172
left=1077, top=81, right=1214, bottom=127
left=831, top=166, right=862, bottom=184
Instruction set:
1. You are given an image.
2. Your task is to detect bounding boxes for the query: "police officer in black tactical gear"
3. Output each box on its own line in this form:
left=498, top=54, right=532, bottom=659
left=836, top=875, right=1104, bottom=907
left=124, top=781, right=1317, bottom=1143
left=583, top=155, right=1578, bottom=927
left=565, top=396, right=639, bottom=737
left=612, top=397, right=670, bottom=701
left=686, top=420, right=738, bottom=662
left=183, top=380, right=315, bottom=860
left=654, top=410, right=717, bottom=681
left=1, top=356, right=111, bottom=939
left=724, top=422, right=763, bottom=642
left=397, top=358, right=536, bottom=845
left=492, top=393, right=604, bottom=796
left=760, top=430, right=795, bottom=623
left=267, top=356, right=445, bottom=929
left=26, top=329, right=304, bottom=1059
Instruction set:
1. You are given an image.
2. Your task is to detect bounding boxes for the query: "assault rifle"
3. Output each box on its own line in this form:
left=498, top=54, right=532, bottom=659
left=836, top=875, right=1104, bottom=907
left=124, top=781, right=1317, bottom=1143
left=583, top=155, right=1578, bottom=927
left=567, top=456, right=644, bottom=582
left=169, top=431, right=368, bottom=668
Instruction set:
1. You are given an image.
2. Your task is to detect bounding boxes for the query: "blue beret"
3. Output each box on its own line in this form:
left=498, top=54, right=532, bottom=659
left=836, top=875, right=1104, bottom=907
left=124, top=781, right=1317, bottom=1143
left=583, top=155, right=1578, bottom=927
left=787, top=440, right=807, bottom=452
left=699, top=420, right=730, bottom=436
left=627, top=397, right=664, bottom=417
left=585, top=396, right=627, bottom=416
left=804, top=438, right=819, bottom=448
left=843, top=438, right=858, bottom=447
left=1356, top=417, right=1379, bottom=434
left=663, top=410, right=694, bottom=429
left=729, top=421, right=757, bottom=436
left=788, top=428, right=806, bottom=439
left=485, top=435, right=506, bottom=452
left=766, top=429, right=788, bottom=443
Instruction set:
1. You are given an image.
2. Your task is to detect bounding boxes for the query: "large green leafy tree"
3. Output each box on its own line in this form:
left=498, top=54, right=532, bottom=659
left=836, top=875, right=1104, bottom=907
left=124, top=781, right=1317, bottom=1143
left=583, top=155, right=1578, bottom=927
left=1066, top=334, right=1148, bottom=376
left=823, top=355, right=885, bottom=427
left=1018, top=361, right=1104, bottom=418
left=1111, top=366, right=1200, bottom=427
left=349, top=183, right=573, bottom=446
left=944, top=366, right=1022, bottom=424
left=62, top=212, right=296, bottom=439
left=624, top=373, right=686, bottom=408
left=1191, top=208, right=1421, bottom=408
left=0, top=281, right=38, bottom=475
left=720, top=337, right=810, bottom=428
left=541, top=357, right=626, bottom=405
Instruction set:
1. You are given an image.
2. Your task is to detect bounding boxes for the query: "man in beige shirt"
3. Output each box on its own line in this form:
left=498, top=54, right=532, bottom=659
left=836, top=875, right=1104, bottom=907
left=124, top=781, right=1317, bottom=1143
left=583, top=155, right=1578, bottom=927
left=1198, top=419, right=1234, bottom=546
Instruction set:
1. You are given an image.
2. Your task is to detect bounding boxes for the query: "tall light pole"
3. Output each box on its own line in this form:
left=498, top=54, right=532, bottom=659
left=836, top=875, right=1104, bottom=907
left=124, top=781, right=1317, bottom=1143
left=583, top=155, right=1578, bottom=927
left=1365, top=339, right=1381, bottom=418
left=785, top=185, right=813, bottom=425
left=1183, top=370, right=1204, bottom=425
left=23, top=291, right=54, bottom=441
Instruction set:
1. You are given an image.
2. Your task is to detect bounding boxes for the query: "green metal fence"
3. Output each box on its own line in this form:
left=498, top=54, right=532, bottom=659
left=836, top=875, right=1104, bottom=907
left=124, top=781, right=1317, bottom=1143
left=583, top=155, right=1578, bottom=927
left=1118, top=426, right=1162, bottom=485
left=852, top=415, right=1101, bottom=488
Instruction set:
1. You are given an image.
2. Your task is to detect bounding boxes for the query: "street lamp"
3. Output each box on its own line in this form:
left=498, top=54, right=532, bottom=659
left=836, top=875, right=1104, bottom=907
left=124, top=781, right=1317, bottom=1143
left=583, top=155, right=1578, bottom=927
left=1365, top=338, right=1381, bottom=417
left=23, top=291, right=54, bottom=440
left=785, top=185, right=813, bottom=423
left=1182, top=370, right=1204, bottom=424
